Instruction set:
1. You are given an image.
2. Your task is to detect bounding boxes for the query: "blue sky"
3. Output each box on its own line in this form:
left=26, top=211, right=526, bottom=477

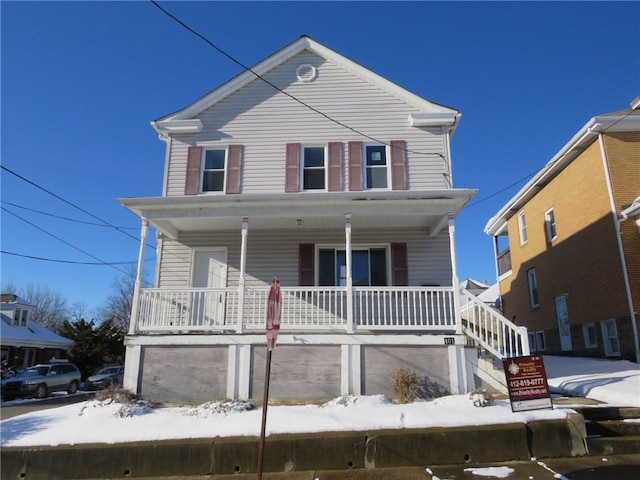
left=1, top=1, right=638, bottom=313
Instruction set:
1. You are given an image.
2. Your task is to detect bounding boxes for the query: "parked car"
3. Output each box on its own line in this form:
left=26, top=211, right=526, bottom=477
left=84, top=366, right=124, bottom=391
left=0, top=361, right=81, bottom=401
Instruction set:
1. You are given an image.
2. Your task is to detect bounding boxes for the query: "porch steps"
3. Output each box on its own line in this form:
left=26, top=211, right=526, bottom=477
left=469, top=351, right=507, bottom=394
left=575, top=406, right=640, bottom=456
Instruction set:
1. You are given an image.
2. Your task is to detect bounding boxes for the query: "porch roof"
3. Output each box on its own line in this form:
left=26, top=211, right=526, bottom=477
left=118, top=189, right=477, bottom=239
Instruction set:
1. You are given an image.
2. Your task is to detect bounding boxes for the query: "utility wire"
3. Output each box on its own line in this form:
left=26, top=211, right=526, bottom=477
left=1, top=200, right=138, bottom=230
left=1, top=165, right=142, bottom=242
left=1, top=250, right=155, bottom=266
left=149, top=1, right=448, bottom=162
left=1, top=206, right=131, bottom=276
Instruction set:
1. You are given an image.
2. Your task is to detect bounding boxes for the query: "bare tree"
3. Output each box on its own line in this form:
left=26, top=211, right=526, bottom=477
left=98, top=266, right=138, bottom=331
left=1, top=282, right=69, bottom=330
left=68, top=300, right=91, bottom=323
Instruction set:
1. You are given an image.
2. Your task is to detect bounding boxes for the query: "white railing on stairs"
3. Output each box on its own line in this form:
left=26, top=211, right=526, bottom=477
left=460, top=289, right=530, bottom=359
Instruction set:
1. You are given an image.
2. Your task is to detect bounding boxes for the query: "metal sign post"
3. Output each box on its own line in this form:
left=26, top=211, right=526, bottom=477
left=257, top=278, right=281, bottom=480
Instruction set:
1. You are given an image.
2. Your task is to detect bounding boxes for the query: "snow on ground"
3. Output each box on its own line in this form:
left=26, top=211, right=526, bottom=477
left=1, top=355, right=638, bottom=447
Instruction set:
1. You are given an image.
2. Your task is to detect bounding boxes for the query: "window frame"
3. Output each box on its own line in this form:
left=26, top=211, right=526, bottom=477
left=517, top=211, right=528, bottom=245
left=364, top=144, right=391, bottom=190
left=528, top=331, right=537, bottom=352
left=545, top=208, right=557, bottom=243
left=535, top=331, right=546, bottom=351
left=527, top=268, right=539, bottom=308
left=301, top=145, right=327, bottom=191
left=201, top=148, right=228, bottom=194
left=601, top=319, right=621, bottom=357
left=316, top=243, right=391, bottom=287
left=583, top=322, right=598, bottom=348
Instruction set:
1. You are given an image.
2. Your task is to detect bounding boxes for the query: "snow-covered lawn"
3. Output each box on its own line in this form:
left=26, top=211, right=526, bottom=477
left=1, top=355, right=637, bottom=447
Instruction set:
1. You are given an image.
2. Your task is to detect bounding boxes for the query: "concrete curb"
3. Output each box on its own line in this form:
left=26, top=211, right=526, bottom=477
left=0, top=415, right=587, bottom=479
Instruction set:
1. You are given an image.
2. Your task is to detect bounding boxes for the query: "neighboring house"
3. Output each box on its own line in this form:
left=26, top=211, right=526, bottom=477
left=485, top=98, right=640, bottom=363
left=0, top=294, right=73, bottom=368
left=118, top=36, right=526, bottom=404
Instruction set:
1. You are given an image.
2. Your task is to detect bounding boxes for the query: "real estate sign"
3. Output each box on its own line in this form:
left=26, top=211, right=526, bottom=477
left=502, top=355, right=553, bottom=412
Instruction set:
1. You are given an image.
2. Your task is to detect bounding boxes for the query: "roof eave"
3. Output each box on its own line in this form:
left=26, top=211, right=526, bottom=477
left=484, top=113, right=639, bottom=236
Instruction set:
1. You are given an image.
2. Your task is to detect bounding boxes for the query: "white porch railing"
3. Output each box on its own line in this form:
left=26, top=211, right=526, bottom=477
left=460, top=289, right=530, bottom=359
left=135, top=286, right=457, bottom=333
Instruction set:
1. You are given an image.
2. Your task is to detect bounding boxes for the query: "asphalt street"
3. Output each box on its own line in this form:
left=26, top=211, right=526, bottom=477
left=0, top=391, right=94, bottom=420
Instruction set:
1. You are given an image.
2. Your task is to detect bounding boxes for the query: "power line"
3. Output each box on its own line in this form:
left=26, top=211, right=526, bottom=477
left=1, top=165, right=142, bottom=242
left=1, top=206, right=131, bottom=276
left=149, top=1, right=448, bottom=163
left=1, top=250, right=155, bottom=266
left=465, top=170, right=538, bottom=209
left=1, top=200, right=138, bottom=230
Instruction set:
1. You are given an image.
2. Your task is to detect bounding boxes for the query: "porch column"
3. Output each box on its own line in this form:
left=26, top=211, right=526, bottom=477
left=448, top=214, right=463, bottom=335
left=129, top=218, right=149, bottom=335
left=345, top=213, right=354, bottom=333
left=237, top=216, right=248, bottom=334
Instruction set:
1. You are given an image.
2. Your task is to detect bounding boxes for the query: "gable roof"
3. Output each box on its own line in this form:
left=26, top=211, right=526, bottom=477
left=485, top=102, right=640, bottom=236
left=0, top=318, right=73, bottom=349
left=0, top=293, right=35, bottom=308
left=152, top=35, right=460, bottom=136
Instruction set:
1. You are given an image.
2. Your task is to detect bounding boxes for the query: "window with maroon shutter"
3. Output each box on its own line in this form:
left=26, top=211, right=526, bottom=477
left=185, top=146, right=202, bottom=195
left=391, top=243, right=408, bottom=286
left=299, top=244, right=315, bottom=286
left=225, top=144, right=243, bottom=194
left=390, top=140, right=407, bottom=190
left=328, top=142, right=343, bottom=191
left=285, top=143, right=301, bottom=193
left=348, top=141, right=363, bottom=191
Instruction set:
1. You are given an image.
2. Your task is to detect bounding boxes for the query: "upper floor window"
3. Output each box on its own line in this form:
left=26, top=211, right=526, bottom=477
left=517, top=211, right=527, bottom=245
left=302, top=146, right=326, bottom=190
left=365, top=145, right=389, bottom=189
left=527, top=268, right=539, bottom=308
left=202, top=149, right=226, bottom=192
left=545, top=208, right=557, bottom=242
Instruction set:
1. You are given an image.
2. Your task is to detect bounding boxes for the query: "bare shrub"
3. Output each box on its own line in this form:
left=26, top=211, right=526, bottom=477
left=390, top=367, right=418, bottom=404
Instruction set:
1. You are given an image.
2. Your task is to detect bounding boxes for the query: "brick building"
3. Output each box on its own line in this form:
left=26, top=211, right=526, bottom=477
left=485, top=98, right=640, bottom=362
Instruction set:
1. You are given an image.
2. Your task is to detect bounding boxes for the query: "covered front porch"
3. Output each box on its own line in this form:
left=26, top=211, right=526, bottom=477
left=120, top=190, right=476, bottom=336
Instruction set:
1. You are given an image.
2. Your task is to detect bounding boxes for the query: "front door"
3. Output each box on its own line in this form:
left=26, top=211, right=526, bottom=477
left=555, top=295, right=572, bottom=351
left=192, top=249, right=228, bottom=326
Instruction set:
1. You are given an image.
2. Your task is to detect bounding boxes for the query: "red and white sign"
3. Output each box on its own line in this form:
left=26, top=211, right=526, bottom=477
left=266, top=278, right=282, bottom=351
left=503, top=355, right=553, bottom=412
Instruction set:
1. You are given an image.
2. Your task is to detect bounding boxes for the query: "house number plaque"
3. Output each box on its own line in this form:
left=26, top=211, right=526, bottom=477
left=444, top=337, right=455, bottom=345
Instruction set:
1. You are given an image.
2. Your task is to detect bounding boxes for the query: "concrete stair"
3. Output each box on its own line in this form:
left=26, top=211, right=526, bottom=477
left=576, top=407, right=640, bottom=456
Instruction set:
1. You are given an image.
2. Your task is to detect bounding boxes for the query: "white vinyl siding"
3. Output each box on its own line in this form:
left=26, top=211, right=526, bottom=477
left=164, top=51, right=448, bottom=196
left=156, top=228, right=453, bottom=289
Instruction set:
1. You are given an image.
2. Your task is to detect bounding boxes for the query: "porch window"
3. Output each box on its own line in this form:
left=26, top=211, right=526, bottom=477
left=365, top=145, right=389, bottom=189
left=545, top=208, right=557, bottom=242
left=601, top=319, right=620, bottom=356
left=517, top=211, right=527, bottom=245
left=318, top=247, right=388, bottom=286
left=202, top=149, right=226, bottom=192
left=302, top=146, right=326, bottom=190
left=527, top=268, right=538, bottom=307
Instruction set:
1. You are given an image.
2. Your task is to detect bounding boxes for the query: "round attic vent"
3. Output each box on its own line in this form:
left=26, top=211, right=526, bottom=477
left=296, top=63, right=317, bottom=82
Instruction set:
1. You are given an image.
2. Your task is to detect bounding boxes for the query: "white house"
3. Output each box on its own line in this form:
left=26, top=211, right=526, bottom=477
left=118, top=36, right=527, bottom=404
left=0, top=294, right=73, bottom=368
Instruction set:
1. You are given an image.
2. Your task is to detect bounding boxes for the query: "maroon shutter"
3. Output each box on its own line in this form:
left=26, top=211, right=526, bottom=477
left=390, top=140, right=407, bottom=190
left=391, top=243, right=408, bottom=286
left=299, top=244, right=315, bottom=286
left=225, top=144, right=243, bottom=194
left=328, top=142, right=343, bottom=192
left=348, top=141, right=363, bottom=191
left=285, top=143, right=301, bottom=193
left=185, top=146, right=203, bottom=195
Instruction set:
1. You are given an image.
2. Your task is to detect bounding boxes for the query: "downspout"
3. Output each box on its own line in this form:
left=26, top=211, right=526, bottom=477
left=129, top=218, right=149, bottom=335
left=237, top=216, right=248, bottom=334
left=345, top=213, right=354, bottom=333
left=598, top=134, right=640, bottom=363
